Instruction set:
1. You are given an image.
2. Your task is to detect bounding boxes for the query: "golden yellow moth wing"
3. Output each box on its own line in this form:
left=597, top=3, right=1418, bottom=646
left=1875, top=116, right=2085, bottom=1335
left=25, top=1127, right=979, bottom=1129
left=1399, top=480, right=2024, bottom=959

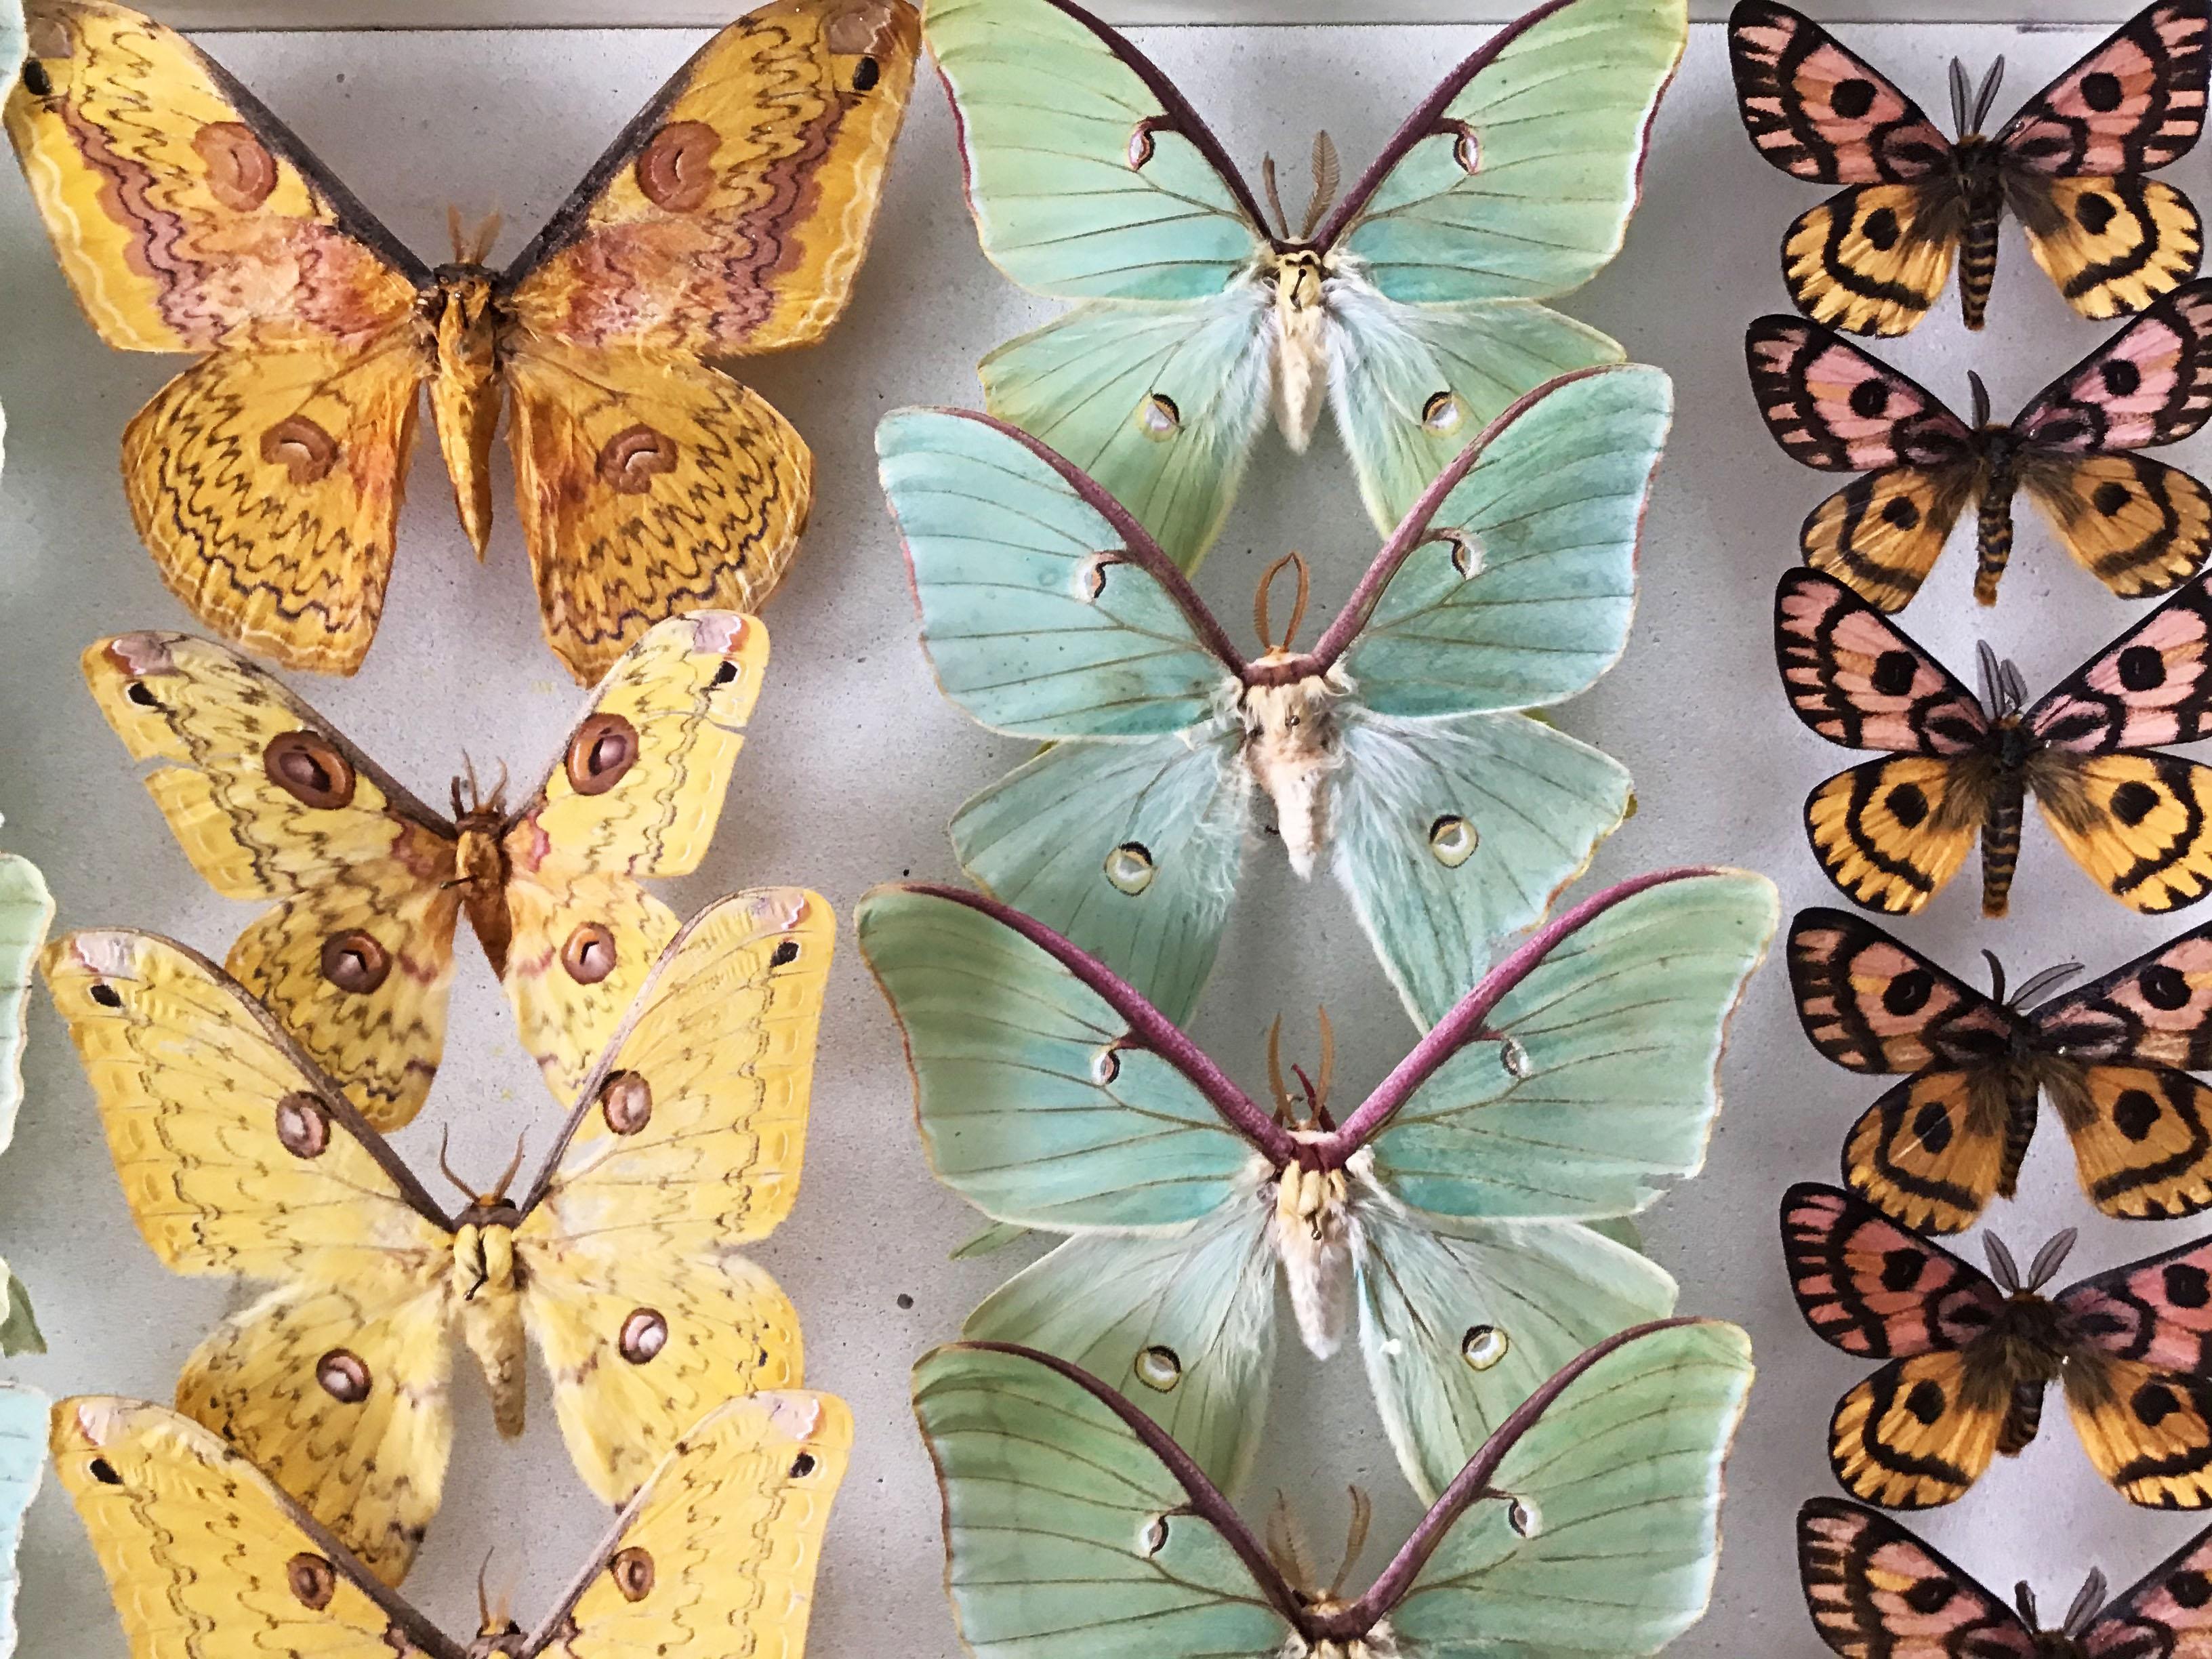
left=499, top=610, right=771, bottom=1097
left=501, top=0, right=920, bottom=357
left=1806, top=756, right=1988, bottom=916
left=548, top=1391, right=852, bottom=1659
left=39, top=930, right=460, bottom=1580
left=1828, top=1351, right=2005, bottom=1508
left=83, top=630, right=462, bottom=1128
left=2021, top=177, right=2205, bottom=323
left=1784, top=182, right=1958, bottom=338
left=517, top=887, right=834, bottom=1504
left=2034, top=750, right=2212, bottom=913
left=2058, top=1063, right=2212, bottom=1220
left=2066, top=1355, right=2212, bottom=1508
left=5, top=0, right=423, bottom=353
left=52, top=1397, right=458, bottom=1659
left=121, top=330, right=428, bottom=675
left=504, top=340, right=807, bottom=682
left=1841, top=1069, right=2011, bottom=1236
left=2020, top=451, right=2212, bottom=600
left=1803, top=466, right=1978, bottom=613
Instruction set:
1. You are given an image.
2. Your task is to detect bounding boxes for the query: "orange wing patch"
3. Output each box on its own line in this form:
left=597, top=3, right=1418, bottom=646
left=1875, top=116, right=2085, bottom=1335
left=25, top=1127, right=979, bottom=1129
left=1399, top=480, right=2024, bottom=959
left=2057, top=1062, right=2212, bottom=1219
left=1807, top=756, right=1990, bottom=915
left=2022, top=176, right=2204, bottom=323
left=1785, top=184, right=1960, bottom=337
left=1804, top=465, right=1979, bottom=612
left=2033, top=751, right=2212, bottom=913
left=2021, top=451, right=2212, bottom=600
left=2067, top=1355, right=2212, bottom=1508
left=1830, top=1352, right=2007, bottom=1508
left=1843, top=1071, right=2014, bottom=1235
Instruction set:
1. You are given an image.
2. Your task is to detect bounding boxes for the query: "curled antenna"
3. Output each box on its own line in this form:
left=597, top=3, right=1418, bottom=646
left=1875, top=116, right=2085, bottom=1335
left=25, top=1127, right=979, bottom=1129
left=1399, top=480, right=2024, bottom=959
left=1328, top=1486, right=1371, bottom=1600
left=1984, top=1231, right=2022, bottom=1293
left=2063, top=1570, right=2108, bottom=1637
left=2010, top=961, right=2085, bottom=1006
left=2026, top=1229, right=2078, bottom=1290
left=1254, top=552, right=1313, bottom=653
left=1267, top=1016, right=1296, bottom=1122
left=1261, top=152, right=1291, bottom=242
left=1968, top=370, right=1992, bottom=428
left=1981, top=949, right=2009, bottom=1005
left=1301, top=131, right=1340, bottom=241
left=437, top=1127, right=475, bottom=1204
left=1949, top=58, right=1973, bottom=135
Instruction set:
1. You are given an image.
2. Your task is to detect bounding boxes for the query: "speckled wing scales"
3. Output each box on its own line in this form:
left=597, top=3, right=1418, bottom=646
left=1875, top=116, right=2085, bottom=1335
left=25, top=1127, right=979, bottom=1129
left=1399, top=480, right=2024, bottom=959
left=498, top=611, right=768, bottom=1101
left=517, top=888, right=832, bottom=1509
left=39, top=929, right=456, bottom=1583
left=499, top=0, right=919, bottom=681
left=81, top=630, right=462, bottom=1130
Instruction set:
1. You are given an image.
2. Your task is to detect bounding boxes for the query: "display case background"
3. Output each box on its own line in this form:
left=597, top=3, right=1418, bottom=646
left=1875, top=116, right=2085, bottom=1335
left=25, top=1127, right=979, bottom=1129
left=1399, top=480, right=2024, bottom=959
left=0, top=15, right=2177, bottom=1657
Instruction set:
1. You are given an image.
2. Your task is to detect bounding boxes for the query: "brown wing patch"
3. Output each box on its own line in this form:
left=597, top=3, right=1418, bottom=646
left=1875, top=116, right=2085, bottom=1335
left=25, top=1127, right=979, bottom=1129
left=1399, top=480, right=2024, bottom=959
left=2018, top=176, right=2204, bottom=322
left=1785, top=182, right=1961, bottom=337
left=2022, top=453, right=2212, bottom=599
left=1830, top=1352, right=2007, bottom=1508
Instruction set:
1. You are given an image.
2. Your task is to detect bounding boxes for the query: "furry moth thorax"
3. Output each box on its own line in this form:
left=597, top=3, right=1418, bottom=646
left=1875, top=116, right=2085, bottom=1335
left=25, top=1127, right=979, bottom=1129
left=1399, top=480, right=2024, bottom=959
left=1254, top=131, right=1342, bottom=450
left=1241, top=553, right=1349, bottom=879
left=1263, top=1012, right=1356, bottom=1357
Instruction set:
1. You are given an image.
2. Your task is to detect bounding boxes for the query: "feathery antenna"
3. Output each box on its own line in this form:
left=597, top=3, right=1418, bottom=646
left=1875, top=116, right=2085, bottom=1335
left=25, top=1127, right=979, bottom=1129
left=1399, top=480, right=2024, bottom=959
left=1254, top=552, right=1313, bottom=653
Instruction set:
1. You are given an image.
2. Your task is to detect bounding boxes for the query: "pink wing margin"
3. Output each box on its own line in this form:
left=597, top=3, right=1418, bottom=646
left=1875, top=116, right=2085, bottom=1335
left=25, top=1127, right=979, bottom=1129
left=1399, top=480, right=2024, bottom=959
left=1776, top=571, right=1990, bottom=754
left=1999, top=0, right=2211, bottom=176
left=1781, top=1183, right=2005, bottom=1359
left=2028, top=575, right=2212, bottom=754
left=1728, top=0, right=1950, bottom=184
left=2056, top=1231, right=2212, bottom=1373
left=1747, top=316, right=1975, bottom=472
left=1798, top=1499, right=2036, bottom=1659
left=2015, top=281, right=2212, bottom=453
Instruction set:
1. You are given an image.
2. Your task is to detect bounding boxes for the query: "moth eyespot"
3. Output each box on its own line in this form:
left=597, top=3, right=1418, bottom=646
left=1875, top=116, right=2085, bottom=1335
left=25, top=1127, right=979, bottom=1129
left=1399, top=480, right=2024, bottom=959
left=771, top=939, right=801, bottom=968
left=1498, top=1036, right=1531, bottom=1079
left=1127, top=120, right=1157, bottom=169
left=610, top=1546, right=655, bottom=1602
left=1422, top=391, right=1464, bottom=435
left=259, top=415, right=340, bottom=485
left=561, top=922, right=618, bottom=985
left=315, top=1348, right=372, bottom=1404
left=21, top=61, right=52, bottom=98
left=636, top=121, right=719, bottom=211
left=1140, top=1515, right=1170, bottom=1556
left=851, top=54, right=880, bottom=91
left=596, top=424, right=681, bottom=492
left=1077, top=552, right=1122, bottom=601
left=1507, top=1497, right=1540, bottom=1538
left=1092, top=1047, right=1121, bottom=1086
left=88, top=982, right=122, bottom=1009
left=87, top=1458, right=121, bottom=1486
left=286, top=1552, right=337, bottom=1610
left=711, top=660, right=739, bottom=689
left=320, top=930, right=391, bottom=995
left=1460, top=1324, right=1509, bottom=1370
left=598, top=1071, right=653, bottom=1136
left=1428, top=815, right=1477, bottom=867
left=1133, top=1345, right=1183, bottom=1391
left=1103, top=842, right=1155, bottom=895
left=619, top=1308, right=670, bottom=1364
left=566, top=712, right=640, bottom=795
left=790, top=1452, right=818, bottom=1479
left=1442, top=529, right=1483, bottom=579
left=1135, top=393, right=1181, bottom=439
left=1449, top=121, right=1479, bottom=173
left=124, top=680, right=160, bottom=709
left=2142, top=964, right=2194, bottom=1010
left=275, top=1092, right=332, bottom=1160
left=264, top=731, right=356, bottom=809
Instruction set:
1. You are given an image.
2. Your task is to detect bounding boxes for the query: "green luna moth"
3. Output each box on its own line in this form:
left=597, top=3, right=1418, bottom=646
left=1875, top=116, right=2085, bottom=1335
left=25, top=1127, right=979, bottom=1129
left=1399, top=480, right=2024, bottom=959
left=0, top=835, right=49, bottom=1355
left=857, top=867, right=1776, bottom=1499
left=912, top=1319, right=1754, bottom=1659
left=876, top=363, right=1666, bottom=1030
left=925, top=0, right=1688, bottom=569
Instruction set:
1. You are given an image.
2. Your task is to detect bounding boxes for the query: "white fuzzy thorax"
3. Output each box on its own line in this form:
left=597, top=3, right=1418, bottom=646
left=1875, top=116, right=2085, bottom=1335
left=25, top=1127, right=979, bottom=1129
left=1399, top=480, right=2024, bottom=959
left=1239, top=672, right=1347, bottom=879
left=1270, top=251, right=1330, bottom=450
left=1269, top=1140, right=1368, bottom=1359
left=1286, top=1626, right=1400, bottom=1659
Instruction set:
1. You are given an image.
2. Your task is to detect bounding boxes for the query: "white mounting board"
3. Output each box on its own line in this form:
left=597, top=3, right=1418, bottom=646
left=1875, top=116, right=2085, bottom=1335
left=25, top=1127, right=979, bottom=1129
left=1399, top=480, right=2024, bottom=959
left=0, top=14, right=2201, bottom=1659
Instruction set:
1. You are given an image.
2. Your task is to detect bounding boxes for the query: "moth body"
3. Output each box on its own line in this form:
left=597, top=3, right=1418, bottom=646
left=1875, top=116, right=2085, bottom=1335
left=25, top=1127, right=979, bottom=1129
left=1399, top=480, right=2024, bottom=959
left=1240, top=668, right=1346, bottom=879
left=426, top=264, right=505, bottom=557
left=1950, top=134, right=2005, bottom=330
left=452, top=1209, right=529, bottom=1437
left=1270, top=1139, right=1356, bottom=1358
left=1972, top=423, right=2021, bottom=604
left=452, top=800, right=516, bottom=976
left=1269, top=250, right=1330, bottom=450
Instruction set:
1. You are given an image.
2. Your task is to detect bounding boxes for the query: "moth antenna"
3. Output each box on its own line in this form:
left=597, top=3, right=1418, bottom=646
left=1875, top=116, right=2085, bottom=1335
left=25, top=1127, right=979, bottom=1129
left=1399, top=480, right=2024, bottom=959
left=451, top=774, right=467, bottom=820
left=448, top=201, right=470, bottom=264
left=437, top=1128, right=476, bottom=1204
left=2002, top=659, right=2027, bottom=713
left=2064, top=1570, right=2108, bottom=1636
left=1328, top=1485, right=1371, bottom=1600
left=1267, top=1015, right=1295, bottom=1121
left=468, top=211, right=504, bottom=266
left=1253, top=552, right=1311, bottom=653
left=1261, top=152, right=1290, bottom=242
left=2010, top=961, right=2085, bottom=1007
left=1949, top=58, right=1973, bottom=135
left=477, top=1549, right=497, bottom=1631
left=1292, top=1063, right=1321, bottom=1122
left=1968, top=370, right=1992, bottom=429
left=1981, top=949, right=2008, bottom=1005
left=2016, top=1581, right=2040, bottom=1631
left=1265, top=1490, right=1313, bottom=1591
left=1975, top=639, right=2003, bottom=714
left=1302, top=129, right=1340, bottom=241
left=1983, top=1231, right=2022, bottom=1294
left=491, top=1132, right=529, bottom=1202
left=1314, top=1006, right=1335, bottom=1124
left=1973, top=58, right=2006, bottom=132
left=2027, top=1228, right=2078, bottom=1290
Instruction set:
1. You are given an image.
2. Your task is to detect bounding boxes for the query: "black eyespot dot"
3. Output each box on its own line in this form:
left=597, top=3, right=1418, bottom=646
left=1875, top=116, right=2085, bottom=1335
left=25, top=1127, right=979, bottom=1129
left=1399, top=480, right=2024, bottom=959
left=21, top=61, right=52, bottom=98
left=2095, top=480, right=2137, bottom=517
left=790, top=1452, right=818, bottom=1478
left=1910, top=1098, right=1954, bottom=1154
left=2079, top=192, right=2119, bottom=234
left=2167, top=1263, right=2211, bottom=1309
left=1870, top=650, right=1919, bottom=697
left=1830, top=78, right=1877, bottom=120
left=1849, top=381, right=1891, bottom=419
left=89, top=983, right=122, bottom=1009
left=2119, top=644, right=2167, bottom=692
left=1904, top=1578, right=1954, bottom=1615
left=2115, top=1088, right=2163, bottom=1142
left=1881, top=1248, right=1926, bottom=1293
left=2112, top=779, right=2163, bottom=827
left=2082, top=70, right=2125, bottom=112
left=1861, top=205, right=1902, bottom=251
left=771, top=939, right=800, bottom=967
left=1881, top=495, right=1921, bottom=530
left=1904, top=1378, right=1948, bottom=1424
left=2173, top=1570, right=2212, bottom=1609
left=1882, top=967, right=1933, bottom=1015
left=1886, top=781, right=1931, bottom=829
left=711, top=660, right=738, bottom=688
left=88, top=1458, right=121, bottom=1486
left=2135, top=1379, right=2182, bottom=1426
left=2143, top=964, right=2192, bottom=1010
left=2103, top=360, right=2143, bottom=398
left=125, top=680, right=160, bottom=708
left=851, top=54, right=880, bottom=91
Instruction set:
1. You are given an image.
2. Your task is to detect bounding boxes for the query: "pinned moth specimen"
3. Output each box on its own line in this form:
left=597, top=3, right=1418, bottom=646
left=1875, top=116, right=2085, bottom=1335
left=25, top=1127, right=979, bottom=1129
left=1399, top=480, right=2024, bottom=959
left=927, top=0, right=1688, bottom=566
left=878, top=364, right=1668, bottom=1028
left=859, top=868, right=1776, bottom=1500
left=41, top=888, right=833, bottom=1582
left=1731, top=0, right=2209, bottom=333
left=913, top=1322, right=1752, bottom=1659
left=1784, top=1182, right=2212, bottom=1509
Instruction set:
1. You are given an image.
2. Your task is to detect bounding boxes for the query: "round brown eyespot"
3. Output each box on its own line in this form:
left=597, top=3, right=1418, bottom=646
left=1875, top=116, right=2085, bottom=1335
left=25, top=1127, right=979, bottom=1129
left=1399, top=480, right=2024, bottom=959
left=320, top=930, right=390, bottom=994
left=619, top=1309, right=669, bottom=1364
left=275, top=1092, right=331, bottom=1160
left=315, top=1349, right=371, bottom=1404
left=598, top=1071, right=652, bottom=1135
left=611, top=1547, right=655, bottom=1601
left=562, top=923, right=618, bottom=985
left=264, top=731, right=355, bottom=808
left=565, top=713, right=639, bottom=795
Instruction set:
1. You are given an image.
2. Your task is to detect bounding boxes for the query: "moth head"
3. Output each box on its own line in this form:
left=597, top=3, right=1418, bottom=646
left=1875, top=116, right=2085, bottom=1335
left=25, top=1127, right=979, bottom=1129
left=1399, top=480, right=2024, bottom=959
left=443, top=1128, right=531, bottom=1231
left=467, top=1553, right=527, bottom=1656
left=450, top=754, right=510, bottom=825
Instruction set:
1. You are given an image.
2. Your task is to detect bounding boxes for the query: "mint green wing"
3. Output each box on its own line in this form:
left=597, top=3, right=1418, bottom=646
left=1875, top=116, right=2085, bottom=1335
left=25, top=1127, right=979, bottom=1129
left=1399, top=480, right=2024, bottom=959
left=878, top=407, right=1236, bottom=739
left=1324, top=0, right=1687, bottom=304
left=0, top=851, right=53, bottom=1160
left=1374, top=870, right=1778, bottom=1219
left=1352, top=1194, right=1675, bottom=1500
left=951, top=729, right=1249, bottom=1027
left=924, top=0, right=1266, bottom=301
left=980, top=289, right=1273, bottom=573
left=856, top=885, right=1258, bottom=1229
left=1326, top=290, right=1624, bottom=534
left=1332, top=710, right=1630, bottom=1028
left=914, top=1343, right=1292, bottom=1659
left=1391, top=1321, right=1752, bottom=1658
left=0, top=1273, right=39, bottom=1359
left=0, top=1383, right=43, bottom=1654
left=1341, top=363, right=1670, bottom=719
left=964, top=1196, right=1278, bottom=1491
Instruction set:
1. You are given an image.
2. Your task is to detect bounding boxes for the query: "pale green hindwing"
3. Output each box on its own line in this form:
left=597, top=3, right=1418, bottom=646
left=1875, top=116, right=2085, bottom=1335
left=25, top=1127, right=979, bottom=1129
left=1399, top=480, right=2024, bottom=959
left=0, top=848, right=50, bottom=1357
left=914, top=1344, right=1293, bottom=1659
left=1369, top=869, right=1778, bottom=1219
left=0, top=1384, right=42, bottom=1657
left=1391, top=1321, right=1753, bottom=1658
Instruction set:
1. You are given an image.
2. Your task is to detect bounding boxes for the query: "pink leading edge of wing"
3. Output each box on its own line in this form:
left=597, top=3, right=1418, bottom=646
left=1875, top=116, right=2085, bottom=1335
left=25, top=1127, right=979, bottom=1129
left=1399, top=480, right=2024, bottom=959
left=2034, top=604, right=2212, bottom=750
left=1780, top=590, right=1986, bottom=753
